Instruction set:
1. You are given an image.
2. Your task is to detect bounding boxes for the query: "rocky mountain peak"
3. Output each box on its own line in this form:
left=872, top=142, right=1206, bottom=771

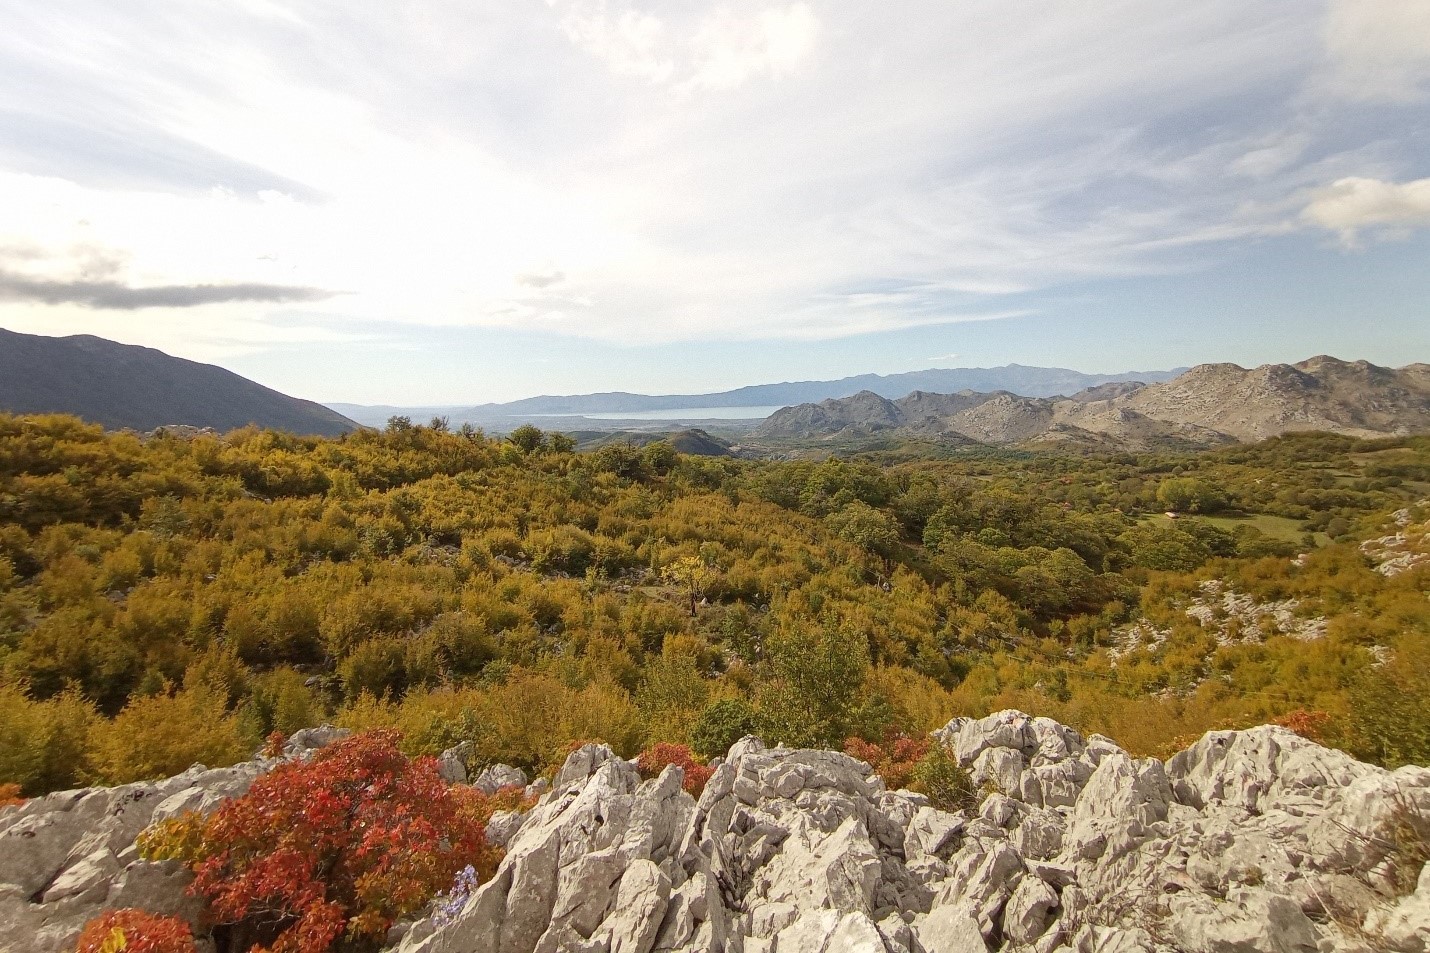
left=754, top=357, right=1430, bottom=449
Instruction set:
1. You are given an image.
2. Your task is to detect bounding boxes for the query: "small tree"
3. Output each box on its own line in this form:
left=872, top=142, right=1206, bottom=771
left=690, top=698, right=760, bottom=760
left=826, top=501, right=900, bottom=565
left=759, top=622, right=870, bottom=748
left=661, top=555, right=718, bottom=616
left=507, top=424, right=548, bottom=454
left=636, top=742, right=713, bottom=796
left=1155, top=477, right=1225, bottom=514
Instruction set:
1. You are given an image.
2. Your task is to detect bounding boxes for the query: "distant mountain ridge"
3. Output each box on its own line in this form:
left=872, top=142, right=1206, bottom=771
left=752, top=356, right=1430, bottom=449
left=0, top=329, right=358, bottom=436
left=328, top=364, right=1184, bottom=427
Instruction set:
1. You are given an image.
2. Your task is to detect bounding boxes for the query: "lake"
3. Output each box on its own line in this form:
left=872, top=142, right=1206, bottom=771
left=535, top=405, right=785, bottom=421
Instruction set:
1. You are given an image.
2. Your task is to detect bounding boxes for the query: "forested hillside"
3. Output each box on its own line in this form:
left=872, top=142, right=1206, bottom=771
left=1, top=413, right=1427, bottom=796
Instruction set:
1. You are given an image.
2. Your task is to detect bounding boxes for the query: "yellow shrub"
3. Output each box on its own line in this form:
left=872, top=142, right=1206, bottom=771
left=87, top=684, right=249, bottom=784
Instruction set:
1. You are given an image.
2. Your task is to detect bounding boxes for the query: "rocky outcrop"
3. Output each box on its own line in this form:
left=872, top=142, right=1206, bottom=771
left=399, top=711, right=1430, bottom=953
left=3, top=714, right=1426, bottom=953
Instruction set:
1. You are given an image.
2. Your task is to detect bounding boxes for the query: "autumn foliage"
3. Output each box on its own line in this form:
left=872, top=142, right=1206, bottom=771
left=636, top=742, right=713, bottom=796
left=0, top=782, right=23, bottom=809
left=1273, top=708, right=1333, bottom=743
left=75, top=909, right=195, bottom=953
left=844, top=733, right=931, bottom=791
left=141, top=730, right=499, bottom=953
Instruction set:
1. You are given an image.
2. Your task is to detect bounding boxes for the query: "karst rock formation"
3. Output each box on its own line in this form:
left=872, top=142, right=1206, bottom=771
left=3, top=713, right=1428, bottom=953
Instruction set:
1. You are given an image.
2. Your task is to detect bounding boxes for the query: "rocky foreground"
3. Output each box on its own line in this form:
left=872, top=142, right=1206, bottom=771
left=2, top=714, right=1428, bottom=953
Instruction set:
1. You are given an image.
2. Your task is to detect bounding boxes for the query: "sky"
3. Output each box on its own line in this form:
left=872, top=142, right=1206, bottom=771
left=0, top=0, right=1428, bottom=405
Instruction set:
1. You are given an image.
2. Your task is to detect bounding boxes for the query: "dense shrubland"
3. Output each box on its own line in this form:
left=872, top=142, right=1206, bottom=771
left=0, top=413, right=1427, bottom=796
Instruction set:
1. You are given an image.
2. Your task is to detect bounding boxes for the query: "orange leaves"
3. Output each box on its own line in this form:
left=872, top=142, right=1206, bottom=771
left=261, top=730, right=287, bottom=759
left=157, top=730, right=497, bottom=953
left=843, top=733, right=931, bottom=791
left=636, top=742, right=713, bottom=797
left=75, top=910, right=195, bottom=953
left=0, top=782, right=23, bottom=809
left=1273, top=708, right=1333, bottom=743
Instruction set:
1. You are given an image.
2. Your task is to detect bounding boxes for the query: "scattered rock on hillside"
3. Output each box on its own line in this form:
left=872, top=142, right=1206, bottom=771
left=1362, top=504, right=1430, bottom=578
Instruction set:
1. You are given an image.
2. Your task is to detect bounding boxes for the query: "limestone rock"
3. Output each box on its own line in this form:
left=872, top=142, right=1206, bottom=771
left=6, top=711, right=1425, bottom=953
left=473, top=763, right=531, bottom=795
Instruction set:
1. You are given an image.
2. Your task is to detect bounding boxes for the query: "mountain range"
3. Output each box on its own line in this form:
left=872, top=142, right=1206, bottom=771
left=327, top=364, right=1184, bottom=427
left=751, top=356, right=1430, bottom=449
left=0, top=329, right=358, bottom=436
left=4, top=329, right=1426, bottom=451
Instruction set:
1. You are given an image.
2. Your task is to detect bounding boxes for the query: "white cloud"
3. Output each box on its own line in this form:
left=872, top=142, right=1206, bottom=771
left=682, top=4, right=818, bottom=91
left=552, top=1, right=818, bottom=91
left=0, top=0, right=1422, bottom=367
left=1323, top=0, right=1430, bottom=101
left=1301, top=176, right=1430, bottom=245
left=557, top=0, right=674, bottom=82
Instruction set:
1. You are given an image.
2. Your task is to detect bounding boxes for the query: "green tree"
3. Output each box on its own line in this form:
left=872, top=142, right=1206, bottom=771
left=759, top=622, right=870, bottom=748
left=1156, top=477, right=1226, bottom=514
left=826, top=501, right=900, bottom=563
left=507, top=424, right=548, bottom=454
left=690, top=698, right=761, bottom=759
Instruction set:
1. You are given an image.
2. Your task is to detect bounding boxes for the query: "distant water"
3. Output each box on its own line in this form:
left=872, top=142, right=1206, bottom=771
left=533, top=405, right=784, bottom=421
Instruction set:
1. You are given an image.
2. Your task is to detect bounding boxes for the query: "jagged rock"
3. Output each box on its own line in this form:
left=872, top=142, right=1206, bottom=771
left=106, top=859, right=206, bottom=926
left=1168, top=888, right=1318, bottom=953
left=285, top=725, right=351, bottom=757
left=914, top=904, right=988, bottom=953
left=437, top=742, right=475, bottom=784
left=596, top=859, right=670, bottom=953
left=40, top=848, right=118, bottom=905
left=5, top=712, right=1427, bottom=953
left=486, top=810, right=527, bottom=849
left=1003, top=876, right=1058, bottom=944
left=472, top=763, right=531, bottom=795
left=1364, top=863, right=1430, bottom=952
left=389, top=712, right=1430, bottom=953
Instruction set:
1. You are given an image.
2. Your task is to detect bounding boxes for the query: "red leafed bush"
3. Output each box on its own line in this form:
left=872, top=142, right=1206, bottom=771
left=75, top=909, right=195, bottom=953
left=1274, top=709, right=1333, bottom=743
left=844, top=733, right=931, bottom=791
left=636, top=743, right=713, bottom=797
left=176, top=729, right=499, bottom=953
left=0, top=782, right=24, bottom=810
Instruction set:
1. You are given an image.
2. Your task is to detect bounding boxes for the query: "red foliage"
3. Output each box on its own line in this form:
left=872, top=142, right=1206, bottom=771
left=76, top=909, right=195, bottom=953
left=0, top=782, right=24, bottom=810
left=636, top=743, right=714, bottom=797
left=186, top=730, right=498, bottom=953
left=1274, top=709, right=1333, bottom=743
left=844, top=733, right=931, bottom=790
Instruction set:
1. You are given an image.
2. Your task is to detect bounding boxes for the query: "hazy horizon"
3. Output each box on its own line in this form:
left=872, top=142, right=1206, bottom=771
left=1, top=2, right=1427, bottom=403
